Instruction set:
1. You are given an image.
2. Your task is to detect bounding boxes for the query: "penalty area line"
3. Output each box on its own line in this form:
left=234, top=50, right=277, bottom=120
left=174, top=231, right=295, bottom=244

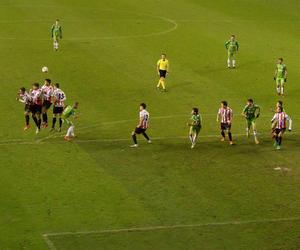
left=42, top=216, right=300, bottom=249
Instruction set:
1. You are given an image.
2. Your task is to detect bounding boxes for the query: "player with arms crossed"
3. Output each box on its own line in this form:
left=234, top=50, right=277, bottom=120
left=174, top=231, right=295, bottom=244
left=274, top=58, right=287, bottom=96
left=51, top=83, right=66, bottom=132
left=51, top=19, right=62, bottom=51
left=130, top=103, right=151, bottom=147
left=16, top=87, right=32, bottom=131
left=225, top=35, right=239, bottom=68
left=271, top=106, right=292, bottom=150
left=62, top=102, right=79, bottom=141
left=217, top=101, right=234, bottom=145
left=187, top=107, right=202, bottom=149
left=242, top=98, right=260, bottom=144
left=30, top=83, right=43, bottom=134
left=156, top=53, right=169, bottom=92
left=41, top=79, right=53, bottom=128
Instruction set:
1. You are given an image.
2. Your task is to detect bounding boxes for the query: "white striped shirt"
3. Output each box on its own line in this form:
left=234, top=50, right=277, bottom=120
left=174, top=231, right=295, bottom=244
left=30, top=89, right=42, bottom=105
left=139, top=109, right=149, bottom=129
left=271, top=112, right=292, bottom=130
left=18, top=91, right=32, bottom=105
left=53, top=88, right=66, bottom=107
left=218, top=107, right=233, bottom=123
left=41, top=85, right=53, bottom=101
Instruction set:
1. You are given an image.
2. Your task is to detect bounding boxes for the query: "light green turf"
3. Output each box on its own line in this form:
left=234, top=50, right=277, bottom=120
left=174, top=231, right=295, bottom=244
left=0, top=0, right=300, bottom=249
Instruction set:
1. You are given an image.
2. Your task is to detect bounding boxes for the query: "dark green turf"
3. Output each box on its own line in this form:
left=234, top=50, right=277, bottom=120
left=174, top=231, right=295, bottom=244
left=0, top=0, right=300, bottom=249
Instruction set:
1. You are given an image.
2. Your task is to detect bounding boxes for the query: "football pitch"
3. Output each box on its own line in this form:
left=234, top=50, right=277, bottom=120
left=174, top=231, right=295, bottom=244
left=1, top=0, right=300, bottom=249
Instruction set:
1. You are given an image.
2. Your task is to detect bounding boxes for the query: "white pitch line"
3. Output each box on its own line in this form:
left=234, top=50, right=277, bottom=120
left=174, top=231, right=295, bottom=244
left=42, top=216, right=300, bottom=249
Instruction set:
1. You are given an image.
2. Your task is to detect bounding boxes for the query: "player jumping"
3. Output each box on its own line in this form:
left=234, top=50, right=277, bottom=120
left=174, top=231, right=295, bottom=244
left=51, top=83, right=66, bottom=132
left=274, top=58, right=287, bottom=96
left=156, top=53, right=169, bottom=92
left=271, top=106, right=292, bottom=150
left=30, top=83, right=43, bottom=134
left=217, top=101, right=234, bottom=145
left=225, top=35, right=239, bottom=68
left=41, top=79, right=53, bottom=128
left=16, top=87, right=32, bottom=131
left=130, top=103, right=151, bottom=147
left=242, top=98, right=260, bottom=144
left=51, top=19, right=62, bottom=51
left=62, top=102, right=79, bottom=141
left=187, top=108, right=202, bottom=149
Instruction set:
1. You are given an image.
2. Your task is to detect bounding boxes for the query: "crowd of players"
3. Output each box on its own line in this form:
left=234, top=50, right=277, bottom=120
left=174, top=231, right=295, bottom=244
left=16, top=80, right=78, bottom=141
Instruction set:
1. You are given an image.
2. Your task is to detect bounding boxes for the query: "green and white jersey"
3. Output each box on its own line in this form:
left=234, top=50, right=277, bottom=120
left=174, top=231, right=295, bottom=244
left=243, top=105, right=260, bottom=120
left=276, top=63, right=287, bottom=79
left=191, top=114, right=202, bottom=129
left=62, top=105, right=75, bottom=119
left=51, top=24, right=62, bottom=38
left=225, top=40, right=239, bottom=52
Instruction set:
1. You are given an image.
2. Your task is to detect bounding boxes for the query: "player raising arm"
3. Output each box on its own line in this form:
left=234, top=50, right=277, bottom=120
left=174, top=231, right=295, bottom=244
left=242, top=98, right=260, bottom=144
left=271, top=106, right=292, bottom=150
left=217, top=101, right=234, bottom=145
left=187, top=107, right=202, bottom=149
left=130, top=103, right=151, bottom=147
left=51, top=19, right=62, bottom=51
left=274, top=58, right=287, bottom=96
left=16, top=87, right=32, bottom=131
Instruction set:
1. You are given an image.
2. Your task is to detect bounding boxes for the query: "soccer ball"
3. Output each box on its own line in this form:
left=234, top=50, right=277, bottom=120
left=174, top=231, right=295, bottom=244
left=42, top=66, right=48, bottom=73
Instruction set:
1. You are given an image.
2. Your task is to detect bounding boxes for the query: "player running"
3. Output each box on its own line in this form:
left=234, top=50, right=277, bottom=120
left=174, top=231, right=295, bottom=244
left=30, top=83, right=43, bottom=134
left=16, top=87, right=32, bottom=131
left=156, top=53, right=169, bottom=92
left=62, top=102, right=79, bottom=141
left=130, top=103, right=151, bottom=147
left=187, top=108, right=202, bottom=149
left=41, top=79, right=53, bottom=128
left=51, top=83, right=66, bottom=132
left=51, top=19, right=62, bottom=51
left=271, top=106, right=292, bottom=150
left=225, top=35, right=239, bottom=68
left=274, top=58, right=287, bottom=96
left=242, top=99, right=260, bottom=144
left=217, top=101, right=234, bottom=145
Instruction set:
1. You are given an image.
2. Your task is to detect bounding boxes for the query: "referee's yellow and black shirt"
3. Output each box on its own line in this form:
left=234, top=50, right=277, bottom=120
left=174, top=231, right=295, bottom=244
left=157, top=59, right=169, bottom=71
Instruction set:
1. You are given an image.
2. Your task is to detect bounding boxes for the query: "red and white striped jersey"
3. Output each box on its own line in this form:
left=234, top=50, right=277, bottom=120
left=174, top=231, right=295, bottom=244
left=41, top=85, right=53, bottom=101
left=18, top=91, right=32, bottom=105
left=30, top=89, right=42, bottom=105
left=139, top=109, right=149, bottom=129
left=53, top=88, right=66, bottom=107
left=218, top=107, right=233, bottom=123
left=271, top=112, right=292, bottom=130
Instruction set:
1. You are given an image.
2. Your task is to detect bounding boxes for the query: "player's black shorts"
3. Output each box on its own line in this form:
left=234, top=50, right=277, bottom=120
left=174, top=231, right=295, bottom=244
left=43, top=100, right=52, bottom=109
left=134, top=127, right=147, bottom=134
left=274, top=128, right=286, bottom=134
left=24, top=104, right=32, bottom=113
left=53, top=106, right=64, bottom=114
left=159, top=70, right=167, bottom=78
left=221, top=123, right=231, bottom=131
left=32, top=104, right=42, bottom=114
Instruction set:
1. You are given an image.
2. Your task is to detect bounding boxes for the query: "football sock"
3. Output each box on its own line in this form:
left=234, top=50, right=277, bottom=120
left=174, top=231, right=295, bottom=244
left=278, top=137, right=282, bottom=145
left=132, top=134, right=137, bottom=144
left=157, top=80, right=161, bottom=88
left=25, top=115, right=30, bottom=126
left=52, top=117, right=57, bottom=128
left=228, top=132, right=232, bottom=141
left=38, top=118, right=41, bottom=129
left=66, top=125, right=74, bottom=137
left=232, top=60, right=236, bottom=67
left=189, top=134, right=193, bottom=143
left=277, top=86, right=281, bottom=94
left=253, top=131, right=257, bottom=140
left=281, top=86, right=284, bottom=95
left=161, top=80, right=166, bottom=90
left=192, top=135, right=197, bottom=144
left=32, top=116, right=38, bottom=127
left=59, top=118, right=62, bottom=128
left=221, top=131, right=225, bottom=138
left=142, top=132, right=150, bottom=141
left=227, top=59, right=231, bottom=67
left=42, top=113, right=48, bottom=123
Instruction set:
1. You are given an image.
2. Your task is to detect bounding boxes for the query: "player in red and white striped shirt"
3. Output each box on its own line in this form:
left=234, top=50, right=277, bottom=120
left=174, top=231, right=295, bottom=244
left=51, top=83, right=66, bottom=132
left=41, top=79, right=53, bottom=128
left=30, top=83, right=43, bottom=134
left=271, top=106, right=292, bottom=150
left=16, top=87, right=32, bottom=131
left=217, top=101, right=234, bottom=145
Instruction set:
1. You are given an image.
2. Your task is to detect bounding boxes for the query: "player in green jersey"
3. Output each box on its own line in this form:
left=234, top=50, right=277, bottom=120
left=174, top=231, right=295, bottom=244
left=242, top=99, right=260, bottom=144
left=274, top=58, right=287, bottom=96
left=51, top=19, right=62, bottom=51
left=187, top=107, right=202, bottom=149
left=225, top=35, right=239, bottom=68
left=62, top=102, right=79, bottom=141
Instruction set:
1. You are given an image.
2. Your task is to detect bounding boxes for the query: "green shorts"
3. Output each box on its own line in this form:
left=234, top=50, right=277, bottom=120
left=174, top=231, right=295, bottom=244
left=62, top=118, right=73, bottom=126
left=52, top=35, right=60, bottom=42
left=190, top=126, right=201, bottom=135
left=246, top=119, right=256, bottom=128
left=276, top=78, right=284, bottom=86
left=227, top=51, right=237, bottom=59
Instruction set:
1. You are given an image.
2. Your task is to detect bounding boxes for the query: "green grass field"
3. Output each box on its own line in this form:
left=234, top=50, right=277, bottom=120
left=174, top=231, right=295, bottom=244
left=1, top=0, right=300, bottom=249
